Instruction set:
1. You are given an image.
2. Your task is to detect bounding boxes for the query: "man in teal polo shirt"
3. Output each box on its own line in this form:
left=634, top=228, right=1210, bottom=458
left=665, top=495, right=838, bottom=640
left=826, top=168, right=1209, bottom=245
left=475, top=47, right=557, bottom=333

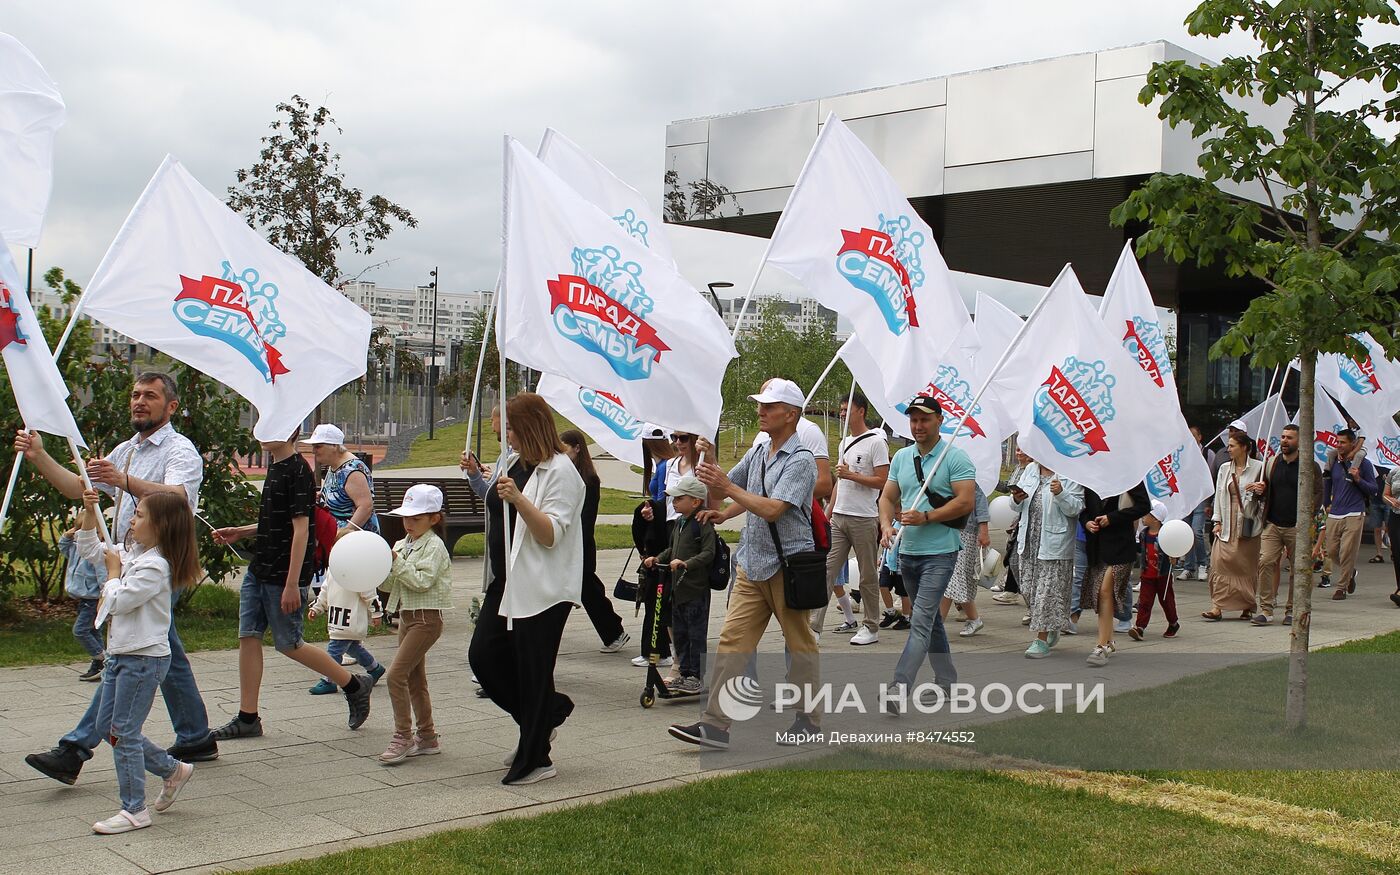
left=879, top=396, right=976, bottom=702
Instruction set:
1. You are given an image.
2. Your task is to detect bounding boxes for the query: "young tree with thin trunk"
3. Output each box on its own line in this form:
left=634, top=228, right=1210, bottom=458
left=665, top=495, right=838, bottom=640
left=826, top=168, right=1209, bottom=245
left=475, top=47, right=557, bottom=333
left=1111, top=0, right=1400, bottom=729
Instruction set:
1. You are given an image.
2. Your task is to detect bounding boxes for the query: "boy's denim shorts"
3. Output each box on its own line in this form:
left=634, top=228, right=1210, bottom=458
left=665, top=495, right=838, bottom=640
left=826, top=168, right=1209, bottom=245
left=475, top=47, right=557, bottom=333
left=238, top=570, right=308, bottom=652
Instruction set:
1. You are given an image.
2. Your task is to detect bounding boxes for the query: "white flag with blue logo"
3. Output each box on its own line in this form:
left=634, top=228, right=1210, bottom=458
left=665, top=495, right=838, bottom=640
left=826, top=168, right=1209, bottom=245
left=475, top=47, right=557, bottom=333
left=0, top=233, right=84, bottom=445
left=763, top=114, right=971, bottom=406
left=1141, top=420, right=1213, bottom=521
left=1215, top=393, right=1290, bottom=458
left=538, top=129, right=674, bottom=265
left=0, top=32, right=66, bottom=248
left=1100, top=241, right=1180, bottom=413
left=75, top=156, right=372, bottom=441
left=499, top=138, right=734, bottom=437
left=536, top=373, right=645, bottom=467
left=1310, top=333, right=1400, bottom=432
left=1293, top=385, right=1349, bottom=468
left=1362, top=408, right=1400, bottom=470
left=989, top=266, right=1177, bottom=496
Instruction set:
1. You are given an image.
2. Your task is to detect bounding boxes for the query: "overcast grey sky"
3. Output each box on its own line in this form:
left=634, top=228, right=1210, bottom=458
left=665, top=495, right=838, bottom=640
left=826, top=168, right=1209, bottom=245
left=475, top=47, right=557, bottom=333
left=6, top=1, right=1275, bottom=295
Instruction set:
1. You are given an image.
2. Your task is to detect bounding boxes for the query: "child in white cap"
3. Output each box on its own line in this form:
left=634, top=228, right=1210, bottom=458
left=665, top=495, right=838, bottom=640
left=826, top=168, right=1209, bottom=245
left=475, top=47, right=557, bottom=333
left=643, top=474, right=716, bottom=695
left=376, top=484, right=454, bottom=764
left=1129, top=500, right=1180, bottom=640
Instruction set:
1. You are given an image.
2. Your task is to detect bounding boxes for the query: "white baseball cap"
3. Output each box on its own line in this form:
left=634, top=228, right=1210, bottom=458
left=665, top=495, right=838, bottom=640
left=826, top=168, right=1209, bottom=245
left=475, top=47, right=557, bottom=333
left=386, top=484, right=444, bottom=516
left=640, top=423, right=668, bottom=441
left=749, top=378, right=805, bottom=409
left=1228, top=419, right=1247, bottom=432
left=305, top=423, right=346, bottom=446
left=1149, top=499, right=1168, bottom=521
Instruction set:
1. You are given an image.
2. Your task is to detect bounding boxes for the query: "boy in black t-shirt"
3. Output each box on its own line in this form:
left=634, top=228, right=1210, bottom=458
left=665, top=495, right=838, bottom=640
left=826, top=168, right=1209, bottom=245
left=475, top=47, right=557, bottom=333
left=210, top=428, right=372, bottom=737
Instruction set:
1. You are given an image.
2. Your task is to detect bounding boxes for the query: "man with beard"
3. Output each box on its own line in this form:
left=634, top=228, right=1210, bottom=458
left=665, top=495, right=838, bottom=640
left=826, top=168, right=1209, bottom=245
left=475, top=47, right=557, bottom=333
left=15, top=372, right=216, bottom=785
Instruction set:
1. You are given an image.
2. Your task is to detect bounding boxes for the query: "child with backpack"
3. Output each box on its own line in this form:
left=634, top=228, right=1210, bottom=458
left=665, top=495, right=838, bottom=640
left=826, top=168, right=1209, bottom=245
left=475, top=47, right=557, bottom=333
left=643, top=474, right=716, bottom=695
left=306, top=575, right=385, bottom=694
left=1129, top=501, right=1180, bottom=640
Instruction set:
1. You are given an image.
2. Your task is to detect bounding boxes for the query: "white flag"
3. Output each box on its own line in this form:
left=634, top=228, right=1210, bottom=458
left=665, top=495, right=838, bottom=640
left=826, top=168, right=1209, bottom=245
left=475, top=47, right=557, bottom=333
left=838, top=337, right=910, bottom=438
left=499, top=138, right=735, bottom=437
left=78, top=156, right=371, bottom=441
left=538, top=129, right=674, bottom=264
left=990, top=266, right=1177, bottom=496
left=1100, top=241, right=1179, bottom=412
left=1363, top=410, right=1400, bottom=470
left=1294, top=386, right=1349, bottom=468
left=1215, top=393, right=1290, bottom=458
left=972, top=291, right=1024, bottom=436
left=1142, top=421, right=1213, bottom=521
left=0, top=233, right=83, bottom=445
left=1312, top=332, right=1400, bottom=429
left=764, top=114, right=971, bottom=406
left=0, top=32, right=66, bottom=248
left=536, top=373, right=645, bottom=467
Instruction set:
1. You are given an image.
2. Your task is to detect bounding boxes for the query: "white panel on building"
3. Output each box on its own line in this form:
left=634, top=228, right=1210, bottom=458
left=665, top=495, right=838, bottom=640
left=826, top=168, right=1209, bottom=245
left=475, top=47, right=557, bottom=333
left=841, top=107, right=946, bottom=197
left=945, top=53, right=1096, bottom=167
left=706, top=101, right=819, bottom=193
left=1092, top=76, right=1166, bottom=179
left=944, top=151, right=1094, bottom=194
left=818, top=77, right=947, bottom=121
left=1094, top=43, right=1165, bottom=81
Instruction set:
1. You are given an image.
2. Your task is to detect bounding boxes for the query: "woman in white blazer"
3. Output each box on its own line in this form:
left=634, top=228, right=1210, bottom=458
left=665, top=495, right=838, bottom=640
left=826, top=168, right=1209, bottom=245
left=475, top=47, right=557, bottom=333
left=467, top=393, right=585, bottom=787
left=1204, top=432, right=1264, bottom=620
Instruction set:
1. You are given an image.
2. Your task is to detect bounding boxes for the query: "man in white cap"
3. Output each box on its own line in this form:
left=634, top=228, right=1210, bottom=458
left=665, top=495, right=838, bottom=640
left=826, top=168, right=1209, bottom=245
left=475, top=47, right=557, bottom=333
left=669, top=378, right=819, bottom=751
left=750, top=377, right=832, bottom=502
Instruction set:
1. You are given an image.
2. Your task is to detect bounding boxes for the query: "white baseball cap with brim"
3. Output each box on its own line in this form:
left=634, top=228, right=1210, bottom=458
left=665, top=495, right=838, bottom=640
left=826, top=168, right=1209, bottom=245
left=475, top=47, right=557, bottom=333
left=305, top=423, right=346, bottom=446
left=749, top=378, right=805, bottom=408
left=386, top=484, right=443, bottom=516
left=665, top=474, right=708, bottom=501
left=1228, top=419, right=1247, bottom=432
left=1149, top=499, right=1168, bottom=521
left=640, top=423, right=668, bottom=441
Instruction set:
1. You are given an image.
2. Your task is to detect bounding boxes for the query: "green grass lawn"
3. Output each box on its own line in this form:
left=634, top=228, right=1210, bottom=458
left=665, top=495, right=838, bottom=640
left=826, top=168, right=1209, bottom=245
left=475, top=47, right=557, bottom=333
left=248, top=763, right=1384, bottom=875
left=0, top=582, right=392, bottom=668
left=451, top=524, right=739, bottom=557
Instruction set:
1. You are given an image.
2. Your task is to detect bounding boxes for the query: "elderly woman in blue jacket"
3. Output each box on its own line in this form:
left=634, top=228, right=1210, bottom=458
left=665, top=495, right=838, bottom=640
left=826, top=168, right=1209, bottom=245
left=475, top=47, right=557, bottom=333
left=1009, top=457, right=1085, bottom=659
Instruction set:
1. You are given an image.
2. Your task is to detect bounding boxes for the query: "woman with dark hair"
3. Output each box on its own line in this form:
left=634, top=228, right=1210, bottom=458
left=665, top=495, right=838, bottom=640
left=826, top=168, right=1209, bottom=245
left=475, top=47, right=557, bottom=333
left=1203, top=432, right=1263, bottom=621
left=559, top=429, right=630, bottom=653
left=467, top=393, right=585, bottom=786
left=1079, top=481, right=1151, bottom=666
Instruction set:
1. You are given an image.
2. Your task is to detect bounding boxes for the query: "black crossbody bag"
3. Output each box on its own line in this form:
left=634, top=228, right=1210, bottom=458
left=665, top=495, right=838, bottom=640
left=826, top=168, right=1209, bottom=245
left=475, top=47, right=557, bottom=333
left=913, top=455, right=971, bottom=530
left=760, top=449, right=828, bottom=610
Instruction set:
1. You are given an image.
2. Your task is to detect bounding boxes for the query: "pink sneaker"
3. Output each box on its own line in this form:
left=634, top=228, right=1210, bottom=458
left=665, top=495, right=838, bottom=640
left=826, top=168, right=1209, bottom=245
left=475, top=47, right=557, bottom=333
left=408, top=735, right=441, bottom=757
left=378, top=733, right=417, bottom=765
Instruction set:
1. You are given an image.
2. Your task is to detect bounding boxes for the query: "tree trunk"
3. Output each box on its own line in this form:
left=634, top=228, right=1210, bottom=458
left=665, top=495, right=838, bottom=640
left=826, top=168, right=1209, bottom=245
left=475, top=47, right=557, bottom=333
left=1286, top=353, right=1317, bottom=730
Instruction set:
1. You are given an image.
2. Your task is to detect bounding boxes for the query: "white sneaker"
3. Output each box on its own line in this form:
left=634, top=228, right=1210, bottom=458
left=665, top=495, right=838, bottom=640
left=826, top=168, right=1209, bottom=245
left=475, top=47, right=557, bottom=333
left=632, top=655, right=672, bottom=667
left=1113, top=618, right=1131, bottom=634
left=959, top=618, right=984, bottom=637
left=599, top=632, right=631, bottom=653
left=850, top=627, right=878, bottom=646
left=93, top=808, right=152, bottom=834
left=340, top=654, right=357, bottom=666
left=992, top=591, right=1021, bottom=605
left=152, top=761, right=193, bottom=812
left=1195, top=568, right=1208, bottom=581
left=1063, top=619, right=1078, bottom=635
left=1021, top=615, right=1031, bottom=626
left=1086, top=645, right=1112, bottom=667
left=989, top=583, right=1005, bottom=593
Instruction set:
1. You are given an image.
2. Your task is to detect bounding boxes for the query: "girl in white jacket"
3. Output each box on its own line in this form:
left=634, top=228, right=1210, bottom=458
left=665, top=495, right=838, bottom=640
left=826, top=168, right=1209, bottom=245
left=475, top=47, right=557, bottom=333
left=78, top=489, right=201, bottom=835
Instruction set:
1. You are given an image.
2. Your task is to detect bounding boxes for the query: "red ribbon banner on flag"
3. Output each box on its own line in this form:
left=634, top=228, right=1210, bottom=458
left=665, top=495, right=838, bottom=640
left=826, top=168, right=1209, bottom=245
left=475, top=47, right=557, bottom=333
left=1154, top=454, right=1180, bottom=496
left=838, top=228, right=920, bottom=327
left=1122, top=320, right=1165, bottom=388
left=547, top=275, right=671, bottom=360
left=925, top=385, right=985, bottom=438
left=176, top=275, right=289, bottom=382
left=1041, top=366, right=1110, bottom=454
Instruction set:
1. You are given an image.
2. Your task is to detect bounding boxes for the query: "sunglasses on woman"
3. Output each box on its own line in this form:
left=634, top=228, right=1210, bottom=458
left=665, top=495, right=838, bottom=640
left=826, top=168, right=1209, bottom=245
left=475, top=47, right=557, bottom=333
left=670, top=434, right=694, bottom=443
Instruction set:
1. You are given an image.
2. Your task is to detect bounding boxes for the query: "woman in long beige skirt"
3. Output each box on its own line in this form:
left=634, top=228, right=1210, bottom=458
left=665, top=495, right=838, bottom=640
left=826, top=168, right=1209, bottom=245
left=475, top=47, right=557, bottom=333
left=1204, top=433, right=1263, bottom=620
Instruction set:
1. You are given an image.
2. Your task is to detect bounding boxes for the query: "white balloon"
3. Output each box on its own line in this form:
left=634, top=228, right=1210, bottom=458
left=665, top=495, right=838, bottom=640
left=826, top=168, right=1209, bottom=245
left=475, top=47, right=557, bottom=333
left=328, top=531, right=392, bottom=593
left=1157, top=519, right=1195, bottom=559
left=988, top=495, right=1018, bottom=530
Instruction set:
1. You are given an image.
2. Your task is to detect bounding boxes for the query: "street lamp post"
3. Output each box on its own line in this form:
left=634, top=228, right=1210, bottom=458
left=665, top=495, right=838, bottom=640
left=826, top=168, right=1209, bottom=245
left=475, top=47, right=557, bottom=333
left=428, top=267, right=440, bottom=440
left=706, top=281, right=733, bottom=319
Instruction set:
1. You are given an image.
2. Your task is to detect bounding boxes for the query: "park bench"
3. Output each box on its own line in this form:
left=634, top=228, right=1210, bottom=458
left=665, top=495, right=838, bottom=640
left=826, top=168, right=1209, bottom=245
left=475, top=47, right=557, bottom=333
left=371, top=477, right=485, bottom=554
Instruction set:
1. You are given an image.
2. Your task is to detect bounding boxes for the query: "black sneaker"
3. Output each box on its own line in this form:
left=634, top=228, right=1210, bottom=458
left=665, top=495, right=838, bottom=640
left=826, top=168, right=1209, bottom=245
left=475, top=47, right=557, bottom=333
left=668, top=721, right=730, bottom=750
left=345, top=676, right=372, bottom=730
left=879, top=610, right=900, bottom=629
left=1389, top=592, right=1400, bottom=608
left=776, top=714, right=820, bottom=746
left=212, top=716, right=263, bottom=740
left=24, top=744, right=85, bottom=785
left=891, top=615, right=911, bottom=631
left=78, top=658, right=104, bottom=682
left=849, top=590, right=862, bottom=604
left=1347, top=575, right=1356, bottom=594
left=167, top=734, right=220, bottom=763
left=1318, top=575, right=1332, bottom=588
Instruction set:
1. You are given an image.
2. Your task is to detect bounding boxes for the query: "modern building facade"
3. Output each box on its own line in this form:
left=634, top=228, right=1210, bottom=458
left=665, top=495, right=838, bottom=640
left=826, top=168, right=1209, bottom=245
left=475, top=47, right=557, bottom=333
left=339, top=281, right=493, bottom=347
left=719, top=293, right=840, bottom=338
left=664, top=41, right=1298, bottom=428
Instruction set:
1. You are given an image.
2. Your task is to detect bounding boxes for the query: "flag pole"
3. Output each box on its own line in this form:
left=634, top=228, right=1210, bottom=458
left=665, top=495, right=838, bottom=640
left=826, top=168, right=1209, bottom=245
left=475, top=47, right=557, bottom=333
left=498, top=137, right=513, bottom=580
left=463, top=277, right=501, bottom=457
left=899, top=265, right=1064, bottom=522
left=65, top=437, right=111, bottom=544
left=804, top=346, right=845, bottom=406
left=1263, top=365, right=1289, bottom=450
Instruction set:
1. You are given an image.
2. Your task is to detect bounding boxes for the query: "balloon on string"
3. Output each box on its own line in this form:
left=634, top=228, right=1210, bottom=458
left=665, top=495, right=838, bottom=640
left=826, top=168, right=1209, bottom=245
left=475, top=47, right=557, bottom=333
left=329, top=531, right=392, bottom=593
left=988, top=495, right=1018, bottom=530
left=1157, top=519, right=1195, bottom=559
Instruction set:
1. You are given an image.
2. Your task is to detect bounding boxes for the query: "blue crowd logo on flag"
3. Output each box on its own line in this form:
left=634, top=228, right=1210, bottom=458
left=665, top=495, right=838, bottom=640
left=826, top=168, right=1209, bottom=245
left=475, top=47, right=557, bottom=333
left=1033, top=356, right=1116, bottom=458
left=896, top=365, right=986, bottom=439
left=1376, top=435, right=1400, bottom=468
left=835, top=214, right=924, bottom=336
left=0, top=280, right=30, bottom=352
left=578, top=387, right=644, bottom=441
left=612, top=209, right=651, bottom=248
left=172, top=262, right=289, bottom=383
left=1314, top=419, right=1345, bottom=465
left=1337, top=337, right=1383, bottom=396
left=547, top=246, right=671, bottom=381
left=1146, top=445, right=1183, bottom=499
left=1256, top=433, right=1282, bottom=459
left=1120, top=316, right=1173, bottom=389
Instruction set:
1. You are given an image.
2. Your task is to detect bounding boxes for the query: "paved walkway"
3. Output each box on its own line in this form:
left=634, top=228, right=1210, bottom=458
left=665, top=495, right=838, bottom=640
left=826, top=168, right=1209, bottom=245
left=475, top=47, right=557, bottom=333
left=3, top=551, right=1398, bottom=874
